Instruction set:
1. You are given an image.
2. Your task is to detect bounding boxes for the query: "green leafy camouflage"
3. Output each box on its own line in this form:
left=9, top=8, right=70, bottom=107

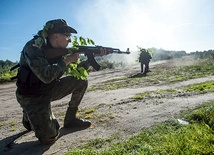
left=34, top=24, right=95, bottom=80
left=33, top=23, right=54, bottom=49
left=65, top=63, right=88, bottom=80
left=66, top=36, right=95, bottom=80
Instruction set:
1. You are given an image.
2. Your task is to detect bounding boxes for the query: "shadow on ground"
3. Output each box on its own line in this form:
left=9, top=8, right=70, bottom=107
left=0, top=127, right=89, bottom=155
left=129, top=72, right=146, bottom=78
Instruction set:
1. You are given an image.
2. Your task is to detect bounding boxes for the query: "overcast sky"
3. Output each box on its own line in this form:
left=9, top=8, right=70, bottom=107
left=0, top=0, right=214, bottom=62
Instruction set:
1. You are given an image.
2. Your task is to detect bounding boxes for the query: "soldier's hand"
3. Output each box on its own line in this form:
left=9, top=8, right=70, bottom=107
left=63, top=53, right=79, bottom=65
left=94, top=47, right=109, bottom=56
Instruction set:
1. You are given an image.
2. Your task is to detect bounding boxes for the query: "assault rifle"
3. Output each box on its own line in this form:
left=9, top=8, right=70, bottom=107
left=44, top=45, right=130, bottom=71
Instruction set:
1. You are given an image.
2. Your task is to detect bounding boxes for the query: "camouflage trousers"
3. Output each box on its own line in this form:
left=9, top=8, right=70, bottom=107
left=141, top=62, right=149, bottom=74
left=16, top=76, right=88, bottom=143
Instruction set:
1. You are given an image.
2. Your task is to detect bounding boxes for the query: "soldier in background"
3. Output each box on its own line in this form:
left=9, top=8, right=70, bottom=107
left=139, top=48, right=152, bottom=76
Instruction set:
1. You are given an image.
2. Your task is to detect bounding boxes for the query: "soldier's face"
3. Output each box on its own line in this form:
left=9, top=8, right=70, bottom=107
left=55, top=33, right=71, bottom=48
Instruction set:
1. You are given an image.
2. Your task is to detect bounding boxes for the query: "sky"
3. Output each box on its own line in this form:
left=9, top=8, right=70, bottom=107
left=0, top=0, right=214, bottom=62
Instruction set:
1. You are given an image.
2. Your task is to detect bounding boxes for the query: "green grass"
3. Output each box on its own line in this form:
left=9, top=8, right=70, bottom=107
left=10, top=121, right=17, bottom=126
left=184, top=81, right=214, bottom=93
left=75, top=108, right=96, bottom=120
left=181, top=102, right=214, bottom=130
left=131, top=81, right=214, bottom=100
left=65, top=102, right=214, bottom=155
left=73, top=59, right=214, bottom=154
left=9, top=127, right=17, bottom=131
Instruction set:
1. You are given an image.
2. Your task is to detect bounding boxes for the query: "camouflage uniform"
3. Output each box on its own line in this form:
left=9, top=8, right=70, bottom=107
left=16, top=19, right=88, bottom=144
left=139, top=49, right=152, bottom=75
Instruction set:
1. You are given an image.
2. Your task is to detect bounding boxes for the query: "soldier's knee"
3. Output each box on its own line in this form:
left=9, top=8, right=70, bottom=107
left=74, top=78, right=88, bottom=89
left=67, top=76, right=88, bottom=88
left=39, top=132, right=59, bottom=145
left=35, top=118, right=60, bottom=144
left=37, top=125, right=60, bottom=144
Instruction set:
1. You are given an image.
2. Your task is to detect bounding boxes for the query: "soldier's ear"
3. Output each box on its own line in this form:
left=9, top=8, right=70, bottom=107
left=55, top=33, right=59, bottom=39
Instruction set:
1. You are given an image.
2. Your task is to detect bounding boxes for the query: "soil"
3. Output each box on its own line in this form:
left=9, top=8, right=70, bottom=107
left=0, top=57, right=214, bottom=155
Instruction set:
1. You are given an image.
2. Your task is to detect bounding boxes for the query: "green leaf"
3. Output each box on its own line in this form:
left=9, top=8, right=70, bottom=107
left=33, top=37, right=44, bottom=49
left=147, top=48, right=154, bottom=57
left=79, top=36, right=87, bottom=46
left=66, top=36, right=95, bottom=80
left=90, top=39, right=95, bottom=45
left=65, top=62, right=88, bottom=80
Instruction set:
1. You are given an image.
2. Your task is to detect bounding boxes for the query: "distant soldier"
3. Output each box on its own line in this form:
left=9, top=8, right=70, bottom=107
left=139, top=49, right=152, bottom=76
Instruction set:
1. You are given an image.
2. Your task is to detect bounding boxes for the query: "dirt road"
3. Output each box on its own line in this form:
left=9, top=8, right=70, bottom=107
left=0, top=59, right=214, bottom=155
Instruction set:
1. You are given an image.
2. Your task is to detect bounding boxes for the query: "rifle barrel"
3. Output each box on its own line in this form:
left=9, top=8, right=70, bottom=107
left=76, top=46, right=130, bottom=54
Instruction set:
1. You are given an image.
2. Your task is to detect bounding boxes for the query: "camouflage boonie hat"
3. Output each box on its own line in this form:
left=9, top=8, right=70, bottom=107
left=45, top=19, right=77, bottom=34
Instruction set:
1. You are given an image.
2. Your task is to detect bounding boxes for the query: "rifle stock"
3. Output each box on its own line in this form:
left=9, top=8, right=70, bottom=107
left=44, top=45, right=130, bottom=71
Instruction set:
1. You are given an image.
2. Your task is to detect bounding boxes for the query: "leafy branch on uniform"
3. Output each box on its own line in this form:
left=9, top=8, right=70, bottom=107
left=33, top=24, right=95, bottom=80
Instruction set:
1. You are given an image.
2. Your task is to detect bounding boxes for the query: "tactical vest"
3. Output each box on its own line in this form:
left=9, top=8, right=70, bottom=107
left=11, top=37, right=59, bottom=96
left=11, top=63, right=56, bottom=96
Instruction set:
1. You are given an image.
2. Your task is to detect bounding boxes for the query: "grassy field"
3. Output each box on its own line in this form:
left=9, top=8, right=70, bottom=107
left=87, top=58, right=214, bottom=91
left=65, top=102, right=214, bottom=155
left=65, top=58, right=214, bottom=154
left=1, top=56, right=213, bottom=154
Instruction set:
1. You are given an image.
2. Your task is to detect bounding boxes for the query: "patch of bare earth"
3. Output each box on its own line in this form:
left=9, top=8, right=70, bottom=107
left=0, top=57, right=214, bottom=155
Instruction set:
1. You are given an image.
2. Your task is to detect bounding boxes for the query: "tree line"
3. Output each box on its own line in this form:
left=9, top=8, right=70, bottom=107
left=0, top=60, right=18, bottom=83
left=151, top=48, right=214, bottom=61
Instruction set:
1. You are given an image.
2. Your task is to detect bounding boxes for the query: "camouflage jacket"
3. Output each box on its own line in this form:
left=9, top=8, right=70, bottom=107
left=139, top=51, right=152, bottom=63
left=17, top=36, right=66, bottom=95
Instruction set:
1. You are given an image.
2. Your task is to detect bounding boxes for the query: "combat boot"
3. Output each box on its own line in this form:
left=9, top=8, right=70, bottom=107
left=64, top=107, right=91, bottom=128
